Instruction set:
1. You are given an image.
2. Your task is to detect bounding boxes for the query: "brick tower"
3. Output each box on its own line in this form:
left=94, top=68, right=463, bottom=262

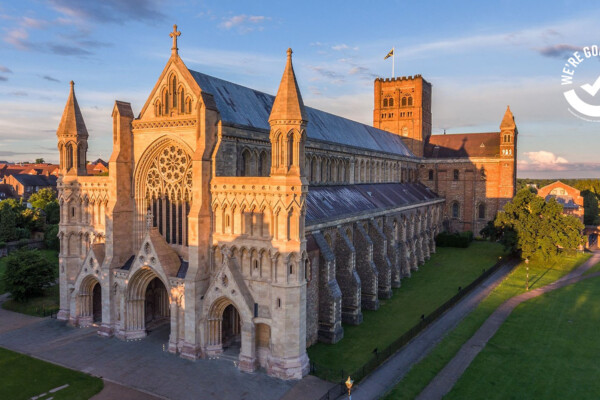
left=373, top=75, right=432, bottom=157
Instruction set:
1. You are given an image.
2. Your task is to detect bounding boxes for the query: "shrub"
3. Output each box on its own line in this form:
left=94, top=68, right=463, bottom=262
left=435, top=231, right=472, bottom=248
left=44, top=224, right=59, bottom=251
left=4, top=249, right=56, bottom=302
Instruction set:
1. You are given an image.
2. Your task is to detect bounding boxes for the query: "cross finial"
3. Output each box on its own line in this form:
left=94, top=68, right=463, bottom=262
left=146, top=208, right=154, bottom=230
left=170, top=24, right=181, bottom=56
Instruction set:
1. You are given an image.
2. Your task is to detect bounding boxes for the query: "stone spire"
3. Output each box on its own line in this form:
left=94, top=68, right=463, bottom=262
left=269, top=48, right=307, bottom=122
left=56, top=81, right=88, bottom=139
left=500, top=105, right=515, bottom=131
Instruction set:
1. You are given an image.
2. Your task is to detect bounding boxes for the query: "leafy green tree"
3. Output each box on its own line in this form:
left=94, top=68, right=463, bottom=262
left=44, top=200, right=60, bottom=225
left=0, top=201, right=18, bottom=242
left=582, top=190, right=600, bottom=226
left=44, top=224, right=59, bottom=251
left=29, top=188, right=56, bottom=210
left=20, top=208, right=45, bottom=232
left=35, top=158, right=45, bottom=164
left=494, top=188, right=584, bottom=260
left=4, top=249, right=56, bottom=302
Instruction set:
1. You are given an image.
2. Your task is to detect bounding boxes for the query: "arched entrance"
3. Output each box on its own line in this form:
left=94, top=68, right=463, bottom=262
left=77, top=275, right=101, bottom=327
left=206, top=298, right=242, bottom=358
left=92, top=283, right=101, bottom=323
left=124, top=267, right=171, bottom=340
left=145, top=277, right=170, bottom=331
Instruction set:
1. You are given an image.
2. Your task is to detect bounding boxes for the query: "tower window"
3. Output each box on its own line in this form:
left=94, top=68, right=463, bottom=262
left=407, top=96, right=413, bottom=106
left=402, top=97, right=407, bottom=106
left=453, top=169, right=459, bottom=181
left=389, top=98, right=394, bottom=107
left=383, top=98, right=388, bottom=107
left=452, top=202, right=459, bottom=218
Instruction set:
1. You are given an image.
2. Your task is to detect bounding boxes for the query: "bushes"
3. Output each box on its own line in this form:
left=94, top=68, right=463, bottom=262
left=436, top=231, right=473, bottom=248
left=3, top=249, right=56, bottom=302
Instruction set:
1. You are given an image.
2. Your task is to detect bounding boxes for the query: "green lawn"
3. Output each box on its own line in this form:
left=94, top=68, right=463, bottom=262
left=307, top=241, right=506, bottom=378
left=447, top=272, right=600, bottom=399
left=0, top=347, right=103, bottom=400
left=1, top=249, right=60, bottom=316
left=384, top=251, right=591, bottom=400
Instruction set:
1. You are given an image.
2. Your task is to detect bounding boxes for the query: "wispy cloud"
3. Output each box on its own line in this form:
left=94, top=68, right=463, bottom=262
left=0, top=66, right=12, bottom=74
left=332, top=44, right=358, bottom=51
left=9, top=91, right=28, bottom=97
left=0, top=77, right=8, bottom=82
left=219, top=14, right=270, bottom=33
left=536, top=44, right=583, bottom=58
left=48, top=0, right=165, bottom=24
left=42, top=75, right=60, bottom=83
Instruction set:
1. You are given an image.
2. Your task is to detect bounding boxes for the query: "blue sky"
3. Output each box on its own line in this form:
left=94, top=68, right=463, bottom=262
left=1, top=0, right=600, bottom=178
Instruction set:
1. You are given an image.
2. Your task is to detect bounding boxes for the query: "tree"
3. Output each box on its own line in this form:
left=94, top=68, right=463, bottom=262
left=35, top=158, right=45, bottom=164
left=44, top=224, right=59, bottom=251
left=4, top=249, right=56, bottom=302
left=582, top=190, right=600, bottom=226
left=0, top=201, right=18, bottom=242
left=29, top=188, right=56, bottom=210
left=44, top=201, right=60, bottom=225
left=494, top=188, right=584, bottom=260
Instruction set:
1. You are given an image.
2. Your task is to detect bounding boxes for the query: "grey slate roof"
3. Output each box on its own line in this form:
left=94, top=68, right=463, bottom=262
left=188, top=70, right=414, bottom=157
left=546, top=195, right=580, bottom=210
left=306, top=183, right=440, bottom=226
left=12, top=174, right=57, bottom=187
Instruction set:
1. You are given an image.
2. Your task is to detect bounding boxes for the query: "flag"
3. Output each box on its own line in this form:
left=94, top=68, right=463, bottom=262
left=384, top=48, right=394, bottom=60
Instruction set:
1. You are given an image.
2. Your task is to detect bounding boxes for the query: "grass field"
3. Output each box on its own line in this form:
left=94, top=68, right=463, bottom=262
left=447, top=272, right=600, bottom=399
left=384, top=250, right=591, bottom=400
left=307, top=241, right=506, bottom=377
left=1, top=249, right=60, bottom=316
left=0, top=347, right=103, bottom=400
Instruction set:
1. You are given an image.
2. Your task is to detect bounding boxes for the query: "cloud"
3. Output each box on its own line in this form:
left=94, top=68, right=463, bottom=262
left=309, top=66, right=345, bottom=80
left=48, top=0, right=165, bottom=23
left=536, top=44, right=583, bottom=58
left=9, top=91, right=28, bottom=97
left=0, top=77, right=7, bottom=82
left=0, top=66, right=11, bottom=74
left=43, top=75, right=60, bottom=83
left=47, top=43, right=92, bottom=56
left=523, top=150, right=568, bottom=166
left=4, top=27, right=33, bottom=50
left=332, top=44, right=358, bottom=51
left=219, top=14, right=270, bottom=33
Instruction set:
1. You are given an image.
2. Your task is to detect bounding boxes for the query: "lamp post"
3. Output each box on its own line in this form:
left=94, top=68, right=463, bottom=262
left=345, top=376, right=354, bottom=400
left=525, top=258, right=529, bottom=291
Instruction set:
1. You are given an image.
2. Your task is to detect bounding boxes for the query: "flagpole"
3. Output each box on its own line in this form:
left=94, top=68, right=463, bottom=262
left=392, top=46, right=395, bottom=78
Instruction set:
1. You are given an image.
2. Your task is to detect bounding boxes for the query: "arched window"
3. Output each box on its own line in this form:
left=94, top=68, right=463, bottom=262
left=383, top=98, right=388, bottom=107
left=258, top=151, right=268, bottom=176
left=241, top=149, right=251, bottom=176
left=305, top=259, right=310, bottom=281
left=186, top=97, right=192, bottom=114
left=453, top=169, right=459, bottom=181
left=288, top=134, right=294, bottom=167
left=179, top=87, right=185, bottom=113
left=428, top=169, right=434, bottom=180
left=289, top=264, right=294, bottom=275
left=402, top=97, right=407, bottom=106
left=171, top=75, right=177, bottom=107
left=155, top=100, right=161, bottom=117
left=163, top=87, right=169, bottom=114
left=478, top=203, right=486, bottom=219
left=66, top=143, right=74, bottom=170
left=452, top=202, right=459, bottom=218
left=407, top=96, right=413, bottom=106
left=389, top=98, right=394, bottom=107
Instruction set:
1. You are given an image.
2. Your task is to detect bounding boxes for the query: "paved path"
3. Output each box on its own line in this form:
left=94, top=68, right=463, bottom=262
left=346, top=258, right=520, bottom=400
left=417, top=251, right=600, bottom=400
left=0, top=293, right=331, bottom=400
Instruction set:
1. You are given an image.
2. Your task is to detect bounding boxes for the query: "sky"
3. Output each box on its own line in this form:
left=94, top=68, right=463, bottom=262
left=1, top=0, right=600, bottom=178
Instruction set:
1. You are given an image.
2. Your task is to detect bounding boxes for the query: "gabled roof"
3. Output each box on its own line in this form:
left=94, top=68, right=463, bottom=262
left=306, top=182, right=439, bottom=226
left=424, top=132, right=500, bottom=158
left=10, top=174, right=57, bottom=187
left=187, top=69, right=414, bottom=157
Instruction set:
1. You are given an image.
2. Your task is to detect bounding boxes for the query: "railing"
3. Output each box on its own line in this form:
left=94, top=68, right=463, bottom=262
left=313, top=255, right=517, bottom=400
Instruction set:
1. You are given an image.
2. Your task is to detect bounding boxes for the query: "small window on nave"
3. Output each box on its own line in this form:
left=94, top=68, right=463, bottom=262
left=452, top=202, right=460, bottom=218
left=478, top=203, right=486, bottom=219
left=453, top=169, right=459, bottom=181
left=428, top=169, right=434, bottom=180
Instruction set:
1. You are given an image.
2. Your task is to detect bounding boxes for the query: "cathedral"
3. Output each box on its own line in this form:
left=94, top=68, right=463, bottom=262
left=56, top=26, right=517, bottom=380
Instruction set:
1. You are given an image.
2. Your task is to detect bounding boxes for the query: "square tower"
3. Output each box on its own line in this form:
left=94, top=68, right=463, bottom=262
left=373, top=75, right=432, bottom=157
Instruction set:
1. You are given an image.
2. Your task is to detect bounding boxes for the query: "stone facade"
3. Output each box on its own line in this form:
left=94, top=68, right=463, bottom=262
left=56, top=27, right=516, bottom=381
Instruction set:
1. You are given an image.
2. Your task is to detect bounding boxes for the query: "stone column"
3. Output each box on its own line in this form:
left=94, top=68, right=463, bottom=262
left=353, top=223, right=379, bottom=310
left=368, top=219, right=393, bottom=299
left=332, top=228, right=363, bottom=325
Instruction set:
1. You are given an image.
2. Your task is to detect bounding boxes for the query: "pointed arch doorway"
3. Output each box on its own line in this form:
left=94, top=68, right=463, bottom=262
left=207, top=298, right=242, bottom=359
